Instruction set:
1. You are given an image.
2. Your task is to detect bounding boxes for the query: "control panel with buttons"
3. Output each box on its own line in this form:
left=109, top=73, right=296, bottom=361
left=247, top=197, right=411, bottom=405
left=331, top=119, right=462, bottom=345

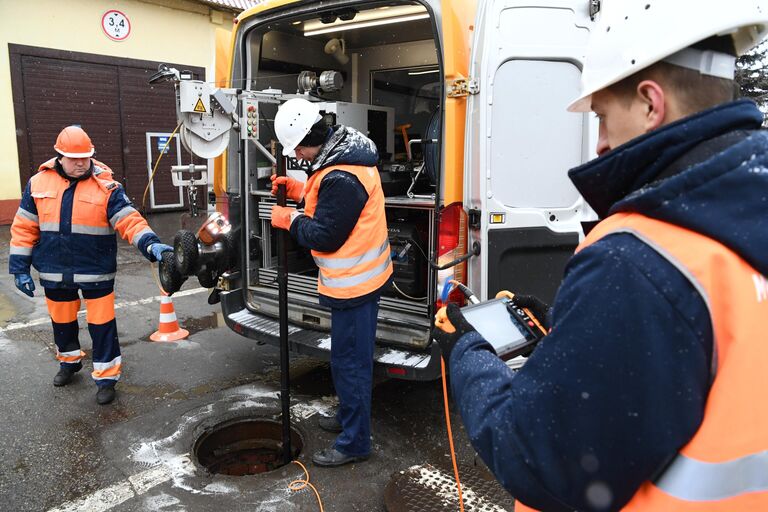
left=241, top=98, right=260, bottom=140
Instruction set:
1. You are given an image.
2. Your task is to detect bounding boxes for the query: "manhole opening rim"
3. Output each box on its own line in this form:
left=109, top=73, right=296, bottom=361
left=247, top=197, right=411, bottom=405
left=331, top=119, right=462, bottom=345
left=193, top=416, right=304, bottom=477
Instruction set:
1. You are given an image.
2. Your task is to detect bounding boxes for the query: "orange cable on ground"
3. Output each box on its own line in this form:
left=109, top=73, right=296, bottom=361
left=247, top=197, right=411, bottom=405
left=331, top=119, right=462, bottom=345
left=442, top=357, right=466, bottom=512
left=289, top=460, right=324, bottom=512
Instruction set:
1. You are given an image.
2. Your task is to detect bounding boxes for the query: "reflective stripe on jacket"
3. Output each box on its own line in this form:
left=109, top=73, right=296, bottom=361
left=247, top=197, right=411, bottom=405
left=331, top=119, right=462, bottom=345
left=517, top=211, right=768, bottom=512
left=9, top=158, right=159, bottom=288
left=303, top=164, right=393, bottom=299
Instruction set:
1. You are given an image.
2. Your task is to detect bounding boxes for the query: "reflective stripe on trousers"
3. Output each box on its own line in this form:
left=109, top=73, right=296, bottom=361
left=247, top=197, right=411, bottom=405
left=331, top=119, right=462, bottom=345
left=44, top=287, right=121, bottom=383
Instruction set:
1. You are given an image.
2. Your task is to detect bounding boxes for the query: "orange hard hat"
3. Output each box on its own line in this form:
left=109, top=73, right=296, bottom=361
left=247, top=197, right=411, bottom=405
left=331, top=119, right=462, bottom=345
left=54, top=126, right=95, bottom=158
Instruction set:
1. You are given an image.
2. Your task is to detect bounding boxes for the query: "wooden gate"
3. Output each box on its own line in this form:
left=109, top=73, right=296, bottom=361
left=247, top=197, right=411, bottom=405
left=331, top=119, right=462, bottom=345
left=9, top=44, right=206, bottom=212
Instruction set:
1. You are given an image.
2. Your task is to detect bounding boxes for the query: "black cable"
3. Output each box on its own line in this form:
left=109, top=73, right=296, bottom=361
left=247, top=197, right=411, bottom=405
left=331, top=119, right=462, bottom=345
left=399, top=236, right=429, bottom=262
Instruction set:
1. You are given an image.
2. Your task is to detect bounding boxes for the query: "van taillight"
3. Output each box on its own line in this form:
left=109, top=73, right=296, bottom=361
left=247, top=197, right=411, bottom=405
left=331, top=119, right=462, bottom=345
left=436, top=202, right=468, bottom=308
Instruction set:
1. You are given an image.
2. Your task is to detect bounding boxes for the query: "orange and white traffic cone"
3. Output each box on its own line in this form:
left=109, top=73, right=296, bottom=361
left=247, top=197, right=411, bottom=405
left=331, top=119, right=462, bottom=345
left=150, top=295, right=189, bottom=342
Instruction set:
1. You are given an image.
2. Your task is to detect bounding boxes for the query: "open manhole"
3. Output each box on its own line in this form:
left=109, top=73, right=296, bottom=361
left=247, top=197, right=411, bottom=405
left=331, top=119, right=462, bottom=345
left=194, top=419, right=303, bottom=476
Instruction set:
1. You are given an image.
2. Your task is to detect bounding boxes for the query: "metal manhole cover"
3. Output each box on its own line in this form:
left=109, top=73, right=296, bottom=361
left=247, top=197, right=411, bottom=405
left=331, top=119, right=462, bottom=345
left=384, top=463, right=515, bottom=511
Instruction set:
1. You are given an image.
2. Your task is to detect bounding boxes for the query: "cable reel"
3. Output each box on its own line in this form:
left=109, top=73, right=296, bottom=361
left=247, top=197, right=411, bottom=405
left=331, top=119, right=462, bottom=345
left=176, top=80, right=236, bottom=159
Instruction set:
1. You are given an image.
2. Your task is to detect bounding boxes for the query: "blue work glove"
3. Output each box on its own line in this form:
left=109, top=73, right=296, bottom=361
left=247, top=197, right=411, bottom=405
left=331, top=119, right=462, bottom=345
left=149, top=243, right=173, bottom=262
left=14, top=273, right=35, bottom=297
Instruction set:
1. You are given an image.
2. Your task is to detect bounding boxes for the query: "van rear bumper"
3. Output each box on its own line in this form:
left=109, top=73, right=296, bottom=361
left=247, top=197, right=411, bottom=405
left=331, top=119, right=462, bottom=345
left=220, top=289, right=442, bottom=381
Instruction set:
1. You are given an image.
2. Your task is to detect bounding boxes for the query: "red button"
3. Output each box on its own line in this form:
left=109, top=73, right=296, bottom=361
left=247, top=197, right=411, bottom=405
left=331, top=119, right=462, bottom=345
left=527, top=321, right=534, bottom=327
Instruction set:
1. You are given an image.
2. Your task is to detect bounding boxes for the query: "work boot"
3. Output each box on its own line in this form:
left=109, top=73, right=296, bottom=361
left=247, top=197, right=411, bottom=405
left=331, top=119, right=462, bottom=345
left=312, top=447, right=369, bottom=468
left=96, top=384, right=116, bottom=405
left=317, top=415, right=343, bottom=433
left=53, top=362, right=82, bottom=387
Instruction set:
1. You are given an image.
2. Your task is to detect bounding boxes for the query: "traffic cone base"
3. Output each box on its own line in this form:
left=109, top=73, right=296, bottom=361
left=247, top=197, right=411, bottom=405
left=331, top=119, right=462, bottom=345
left=150, top=295, right=189, bottom=342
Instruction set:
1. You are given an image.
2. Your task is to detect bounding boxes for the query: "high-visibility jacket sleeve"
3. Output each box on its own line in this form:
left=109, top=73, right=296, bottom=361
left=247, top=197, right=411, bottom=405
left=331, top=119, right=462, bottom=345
left=9, top=181, right=40, bottom=274
left=290, top=170, right=368, bottom=252
left=106, top=184, right=161, bottom=261
left=449, top=234, right=713, bottom=511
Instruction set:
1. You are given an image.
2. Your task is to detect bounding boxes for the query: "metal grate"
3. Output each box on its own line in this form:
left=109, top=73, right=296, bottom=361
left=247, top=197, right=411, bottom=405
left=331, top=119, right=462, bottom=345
left=228, top=308, right=302, bottom=337
left=384, top=463, right=516, bottom=512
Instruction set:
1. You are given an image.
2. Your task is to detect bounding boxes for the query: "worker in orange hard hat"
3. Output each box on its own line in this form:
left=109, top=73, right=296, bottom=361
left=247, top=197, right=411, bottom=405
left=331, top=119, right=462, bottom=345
left=54, top=125, right=95, bottom=158
left=9, top=125, right=174, bottom=405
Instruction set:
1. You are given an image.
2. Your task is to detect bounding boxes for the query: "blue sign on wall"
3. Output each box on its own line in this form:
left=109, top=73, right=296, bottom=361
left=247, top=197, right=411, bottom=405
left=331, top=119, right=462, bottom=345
left=157, top=136, right=171, bottom=154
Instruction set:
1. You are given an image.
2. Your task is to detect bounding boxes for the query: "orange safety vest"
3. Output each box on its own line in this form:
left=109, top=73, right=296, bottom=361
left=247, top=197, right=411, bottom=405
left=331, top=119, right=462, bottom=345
left=31, top=158, right=117, bottom=234
left=516, top=212, right=768, bottom=512
left=303, top=164, right=393, bottom=299
left=32, top=158, right=152, bottom=248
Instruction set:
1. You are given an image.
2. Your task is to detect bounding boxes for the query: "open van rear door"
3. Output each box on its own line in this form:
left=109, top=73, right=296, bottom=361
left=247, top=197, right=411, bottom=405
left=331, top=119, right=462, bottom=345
left=464, top=0, right=598, bottom=303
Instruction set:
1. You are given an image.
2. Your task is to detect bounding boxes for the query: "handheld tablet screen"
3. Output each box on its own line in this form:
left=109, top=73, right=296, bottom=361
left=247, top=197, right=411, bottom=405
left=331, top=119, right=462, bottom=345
left=461, top=300, right=529, bottom=357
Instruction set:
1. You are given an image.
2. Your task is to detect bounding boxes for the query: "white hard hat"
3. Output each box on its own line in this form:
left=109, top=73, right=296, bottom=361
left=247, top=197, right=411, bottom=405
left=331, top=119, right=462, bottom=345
left=569, top=1, right=768, bottom=112
left=274, top=98, right=322, bottom=156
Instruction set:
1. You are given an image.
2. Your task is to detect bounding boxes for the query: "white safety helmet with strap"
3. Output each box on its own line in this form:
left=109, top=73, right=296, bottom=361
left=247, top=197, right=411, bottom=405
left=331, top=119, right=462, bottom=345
left=274, top=98, right=322, bottom=156
left=569, top=1, right=768, bottom=112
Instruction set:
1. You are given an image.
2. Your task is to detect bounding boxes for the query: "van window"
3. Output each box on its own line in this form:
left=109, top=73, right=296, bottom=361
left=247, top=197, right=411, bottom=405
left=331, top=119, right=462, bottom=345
left=371, top=67, right=440, bottom=160
left=489, top=60, right=583, bottom=209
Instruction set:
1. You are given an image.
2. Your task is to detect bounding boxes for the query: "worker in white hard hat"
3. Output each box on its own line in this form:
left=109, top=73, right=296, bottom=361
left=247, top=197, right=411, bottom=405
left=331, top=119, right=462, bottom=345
left=271, top=98, right=393, bottom=467
left=433, top=3, right=768, bottom=511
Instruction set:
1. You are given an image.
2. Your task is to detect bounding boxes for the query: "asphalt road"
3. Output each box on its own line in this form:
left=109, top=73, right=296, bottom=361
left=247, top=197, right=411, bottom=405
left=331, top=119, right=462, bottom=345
left=0, top=212, right=513, bottom=512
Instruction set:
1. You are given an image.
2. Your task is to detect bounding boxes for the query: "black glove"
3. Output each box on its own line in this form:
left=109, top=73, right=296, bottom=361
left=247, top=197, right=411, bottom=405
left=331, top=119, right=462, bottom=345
left=513, top=294, right=552, bottom=331
left=431, top=303, right=478, bottom=364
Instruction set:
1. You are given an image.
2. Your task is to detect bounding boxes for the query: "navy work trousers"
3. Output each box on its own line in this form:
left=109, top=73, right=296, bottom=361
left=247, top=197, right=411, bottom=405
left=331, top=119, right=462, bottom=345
left=44, top=287, right=121, bottom=387
left=330, top=295, right=380, bottom=457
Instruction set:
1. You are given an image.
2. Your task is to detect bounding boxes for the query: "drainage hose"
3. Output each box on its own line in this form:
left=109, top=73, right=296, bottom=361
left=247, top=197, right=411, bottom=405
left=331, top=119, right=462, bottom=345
left=275, top=145, right=292, bottom=464
left=441, top=279, right=474, bottom=511
left=290, top=460, right=325, bottom=511
left=442, top=357, right=466, bottom=512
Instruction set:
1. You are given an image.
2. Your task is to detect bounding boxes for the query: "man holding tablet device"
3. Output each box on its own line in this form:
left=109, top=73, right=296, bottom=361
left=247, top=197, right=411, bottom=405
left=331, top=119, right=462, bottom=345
left=432, top=3, right=768, bottom=511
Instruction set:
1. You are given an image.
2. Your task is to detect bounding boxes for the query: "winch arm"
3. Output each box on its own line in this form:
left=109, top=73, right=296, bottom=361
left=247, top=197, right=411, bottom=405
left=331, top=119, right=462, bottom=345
left=170, top=79, right=319, bottom=160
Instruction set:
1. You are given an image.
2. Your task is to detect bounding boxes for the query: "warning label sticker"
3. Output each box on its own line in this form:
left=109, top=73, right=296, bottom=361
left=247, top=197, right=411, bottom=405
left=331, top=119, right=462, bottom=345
left=193, top=98, right=206, bottom=113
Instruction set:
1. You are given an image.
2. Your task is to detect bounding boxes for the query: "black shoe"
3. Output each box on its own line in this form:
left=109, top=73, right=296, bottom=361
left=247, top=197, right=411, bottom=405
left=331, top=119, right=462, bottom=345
left=96, top=385, right=116, bottom=405
left=53, top=362, right=82, bottom=387
left=318, top=415, right=343, bottom=433
left=312, top=447, right=369, bottom=467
